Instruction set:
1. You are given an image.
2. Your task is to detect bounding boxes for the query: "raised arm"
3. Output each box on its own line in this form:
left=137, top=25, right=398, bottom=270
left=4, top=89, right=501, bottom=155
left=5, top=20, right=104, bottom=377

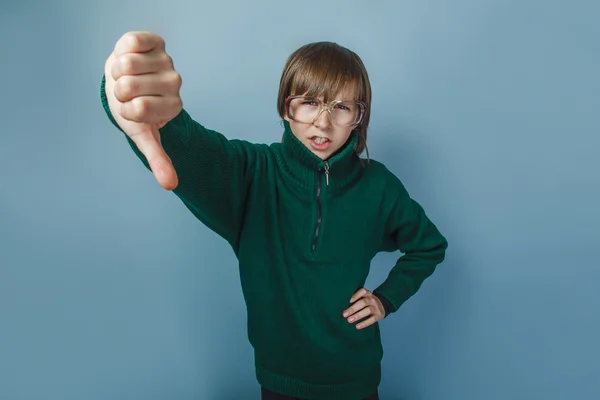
left=101, top=31, right=259, bottom=249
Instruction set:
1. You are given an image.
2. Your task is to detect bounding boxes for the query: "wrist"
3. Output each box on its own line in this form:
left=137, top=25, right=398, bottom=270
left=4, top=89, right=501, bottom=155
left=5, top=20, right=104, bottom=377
left=374, top=292, right=394, bottom=317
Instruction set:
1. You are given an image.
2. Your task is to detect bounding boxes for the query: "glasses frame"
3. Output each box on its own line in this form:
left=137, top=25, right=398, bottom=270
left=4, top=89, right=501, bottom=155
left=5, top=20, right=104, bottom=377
left=285, top=95, right=366, bottom=127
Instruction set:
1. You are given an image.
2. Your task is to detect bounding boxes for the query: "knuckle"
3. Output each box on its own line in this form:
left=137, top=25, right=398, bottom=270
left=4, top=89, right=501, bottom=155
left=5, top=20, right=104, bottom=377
left=163, top=53, right=174, bottom=69
left=124, top=31, right=142, bottom=50
left=130, top=97, right=151, bottom=120
left=116, top=32, right=130, bottom=49
left=115, top=76, right=136, bottom=100
left=118, top=54, right=136, bottom=75
left=167, top=71, right=182, bottom=88
left=155, top=34, right=165, bottom=48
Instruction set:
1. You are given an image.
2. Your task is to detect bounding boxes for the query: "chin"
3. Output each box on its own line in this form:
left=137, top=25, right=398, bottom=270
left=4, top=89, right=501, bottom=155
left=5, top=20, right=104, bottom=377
left=306, top=143, right=334, bottom=160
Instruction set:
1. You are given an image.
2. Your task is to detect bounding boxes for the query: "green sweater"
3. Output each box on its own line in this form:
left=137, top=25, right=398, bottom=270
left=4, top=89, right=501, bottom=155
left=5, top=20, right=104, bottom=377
left=100, top=76, right=448, bottom=400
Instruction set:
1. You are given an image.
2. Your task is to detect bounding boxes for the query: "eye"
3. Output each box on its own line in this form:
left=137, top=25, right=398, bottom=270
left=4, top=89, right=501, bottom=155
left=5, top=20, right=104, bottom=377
left=334, top=103, right=352, bottom=111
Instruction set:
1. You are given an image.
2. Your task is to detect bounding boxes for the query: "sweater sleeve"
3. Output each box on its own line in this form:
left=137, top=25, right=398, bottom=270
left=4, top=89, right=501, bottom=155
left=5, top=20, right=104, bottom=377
left=373, top=176, right=448, bottom=313
left=100, top=75, right=258, bottom=250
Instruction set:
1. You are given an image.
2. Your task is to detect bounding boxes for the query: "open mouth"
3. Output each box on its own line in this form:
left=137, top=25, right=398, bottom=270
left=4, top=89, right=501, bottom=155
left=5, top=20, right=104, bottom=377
left=309, top=136, right=332, bottom=151
left=311, top=136, right=329, bottom=144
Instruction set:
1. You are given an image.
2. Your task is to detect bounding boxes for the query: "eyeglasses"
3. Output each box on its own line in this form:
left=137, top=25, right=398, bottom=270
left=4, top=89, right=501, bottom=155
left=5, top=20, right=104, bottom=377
left=285, top=96, right=366, bottom=127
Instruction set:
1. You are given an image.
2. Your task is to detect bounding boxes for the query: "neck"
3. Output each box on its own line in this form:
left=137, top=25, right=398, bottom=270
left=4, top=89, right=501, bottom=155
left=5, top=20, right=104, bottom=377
left=275, top=120, right=363, bottom=193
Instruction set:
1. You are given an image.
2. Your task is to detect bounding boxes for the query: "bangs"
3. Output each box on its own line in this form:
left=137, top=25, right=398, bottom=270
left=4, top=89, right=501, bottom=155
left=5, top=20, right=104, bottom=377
left=287, top=44, right=365, bottom=103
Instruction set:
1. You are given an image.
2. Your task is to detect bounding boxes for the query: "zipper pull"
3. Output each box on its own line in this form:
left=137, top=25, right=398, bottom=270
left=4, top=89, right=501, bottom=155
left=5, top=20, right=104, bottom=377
left=324, top=161, right=330, bottom=186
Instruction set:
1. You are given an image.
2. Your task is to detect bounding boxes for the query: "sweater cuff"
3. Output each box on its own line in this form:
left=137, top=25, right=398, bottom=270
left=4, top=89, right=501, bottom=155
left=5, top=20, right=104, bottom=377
left=374, top=292, right=394, bottom=317
left=373, top=281, right=414, bottom=315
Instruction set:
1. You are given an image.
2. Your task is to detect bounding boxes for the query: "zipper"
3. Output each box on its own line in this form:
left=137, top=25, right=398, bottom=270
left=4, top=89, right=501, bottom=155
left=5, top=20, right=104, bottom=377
left=311, top=161, right=329, bottom=252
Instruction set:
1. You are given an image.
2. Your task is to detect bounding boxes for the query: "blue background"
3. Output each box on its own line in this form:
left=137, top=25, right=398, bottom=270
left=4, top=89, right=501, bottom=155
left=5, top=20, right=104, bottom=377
left=1, top=0, right=598, bottom=399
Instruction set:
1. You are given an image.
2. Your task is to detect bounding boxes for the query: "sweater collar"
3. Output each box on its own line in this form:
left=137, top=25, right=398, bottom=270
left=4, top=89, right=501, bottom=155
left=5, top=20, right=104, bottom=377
left=276, top=120, right=363, bottom=192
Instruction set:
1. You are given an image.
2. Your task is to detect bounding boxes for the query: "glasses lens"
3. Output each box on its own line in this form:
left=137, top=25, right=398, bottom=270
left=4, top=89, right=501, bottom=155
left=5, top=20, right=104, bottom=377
left=288, top=97, right=363, bottom=126
left=288, top=97, right=321, bottom=123
left=331, top=101, right=362, bottom=126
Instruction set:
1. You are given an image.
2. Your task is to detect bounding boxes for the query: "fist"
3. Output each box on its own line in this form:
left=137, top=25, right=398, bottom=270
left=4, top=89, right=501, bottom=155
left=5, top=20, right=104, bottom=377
left=104, top=31, right=183, bottom=190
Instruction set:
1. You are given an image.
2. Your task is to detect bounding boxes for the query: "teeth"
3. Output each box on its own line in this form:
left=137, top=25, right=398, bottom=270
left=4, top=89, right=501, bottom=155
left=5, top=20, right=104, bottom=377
left=313, top=137, right=329, bottom=144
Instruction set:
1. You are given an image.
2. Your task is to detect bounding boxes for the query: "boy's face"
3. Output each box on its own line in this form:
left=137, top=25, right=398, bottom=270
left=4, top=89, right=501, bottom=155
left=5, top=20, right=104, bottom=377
left=285, top=87, right=357, bottom=161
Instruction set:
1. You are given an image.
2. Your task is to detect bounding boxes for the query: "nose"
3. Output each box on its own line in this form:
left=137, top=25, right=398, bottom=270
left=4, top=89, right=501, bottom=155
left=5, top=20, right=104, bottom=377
left=313, top=106, right=332, bottom=129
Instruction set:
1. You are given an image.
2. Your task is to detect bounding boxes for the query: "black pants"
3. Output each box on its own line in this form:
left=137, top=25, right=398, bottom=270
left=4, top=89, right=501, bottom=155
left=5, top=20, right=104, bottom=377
left=261, top=387, right=379, bottom=400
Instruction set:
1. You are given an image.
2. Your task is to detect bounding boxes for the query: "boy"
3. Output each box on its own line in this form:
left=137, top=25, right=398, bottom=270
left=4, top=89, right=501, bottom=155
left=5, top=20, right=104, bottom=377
left=101, top=31, right=447, bottom=400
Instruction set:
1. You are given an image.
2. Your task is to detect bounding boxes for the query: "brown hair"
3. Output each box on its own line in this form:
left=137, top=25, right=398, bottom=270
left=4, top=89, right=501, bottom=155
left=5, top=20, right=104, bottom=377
left=277, top=41, right=372, bottom=157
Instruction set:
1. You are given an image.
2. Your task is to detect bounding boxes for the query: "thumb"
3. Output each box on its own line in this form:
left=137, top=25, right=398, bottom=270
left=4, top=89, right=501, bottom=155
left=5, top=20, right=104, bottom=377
left=130, top=126, right=178, bottom=190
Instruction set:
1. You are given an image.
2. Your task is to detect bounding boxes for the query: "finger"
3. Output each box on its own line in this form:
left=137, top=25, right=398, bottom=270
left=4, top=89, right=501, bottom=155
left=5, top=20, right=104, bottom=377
left=356, top=316, right=377, bottom=330
left=342, top=299, right=367, bottom=318
left=120, top=95, right=182, bottom=124
left=114, top=71, right=182, bottom=103
left=350, top=288, right=369, bottom=303
left=112, top=51, right=174, bottom=80
left=347, top=306, right=372, bottom=323
left=114, top=31, right=165, bottom=57
left=129, top=127, right=178, bottom=190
